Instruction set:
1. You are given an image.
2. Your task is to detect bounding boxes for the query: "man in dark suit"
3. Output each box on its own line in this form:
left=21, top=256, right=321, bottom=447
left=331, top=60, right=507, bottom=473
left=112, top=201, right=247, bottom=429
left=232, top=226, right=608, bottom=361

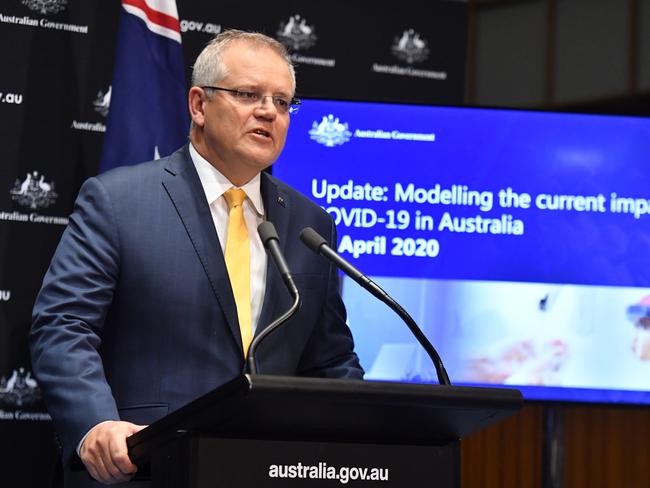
left=30, top=30, right=363, bottom=486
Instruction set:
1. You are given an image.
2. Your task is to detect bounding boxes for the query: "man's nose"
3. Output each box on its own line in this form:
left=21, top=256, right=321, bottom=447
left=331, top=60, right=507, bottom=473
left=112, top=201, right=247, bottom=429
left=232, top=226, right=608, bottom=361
left=254, top=96, right=277, bottom=118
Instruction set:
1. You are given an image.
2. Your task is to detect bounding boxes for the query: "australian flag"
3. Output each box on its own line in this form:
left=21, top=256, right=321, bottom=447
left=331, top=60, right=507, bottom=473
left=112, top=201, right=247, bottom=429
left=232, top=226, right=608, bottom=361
left=99, top=0, right=188, bottom=172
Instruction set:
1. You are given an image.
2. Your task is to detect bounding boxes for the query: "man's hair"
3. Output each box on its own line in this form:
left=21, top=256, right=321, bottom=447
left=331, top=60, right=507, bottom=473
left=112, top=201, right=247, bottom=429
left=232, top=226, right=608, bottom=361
left=192, top=29, right=296, bottom=93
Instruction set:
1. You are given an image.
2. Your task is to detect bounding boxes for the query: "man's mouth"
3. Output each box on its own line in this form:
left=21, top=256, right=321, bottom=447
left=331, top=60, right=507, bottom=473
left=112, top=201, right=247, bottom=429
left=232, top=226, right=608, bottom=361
left=251, top=128, right=271, bottom=139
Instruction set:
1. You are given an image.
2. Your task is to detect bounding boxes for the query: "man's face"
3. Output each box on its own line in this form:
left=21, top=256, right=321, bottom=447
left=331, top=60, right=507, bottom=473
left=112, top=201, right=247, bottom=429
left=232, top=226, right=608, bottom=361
left=192, top=41, right=293, bottom=184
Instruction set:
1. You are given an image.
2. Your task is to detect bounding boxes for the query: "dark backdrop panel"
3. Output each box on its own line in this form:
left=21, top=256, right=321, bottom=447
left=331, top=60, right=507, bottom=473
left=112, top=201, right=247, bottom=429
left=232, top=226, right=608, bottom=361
left=177, top=0, right=467, bottom=103
left=0, top=0, right=467, bottom=485
left=0, top=1, right=120, bottom=485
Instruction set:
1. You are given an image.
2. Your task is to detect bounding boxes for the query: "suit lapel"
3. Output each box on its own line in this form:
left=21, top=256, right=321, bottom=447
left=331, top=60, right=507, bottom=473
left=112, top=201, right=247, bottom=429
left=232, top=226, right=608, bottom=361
left=161, top=146, right=243, bottom=352
left=257, top=173, right=291, bottom=336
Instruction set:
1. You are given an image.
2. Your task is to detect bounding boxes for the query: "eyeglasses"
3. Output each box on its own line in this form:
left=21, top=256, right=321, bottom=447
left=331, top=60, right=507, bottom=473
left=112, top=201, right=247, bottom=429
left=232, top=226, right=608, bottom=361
left=201, top=86, right=301, bottom=115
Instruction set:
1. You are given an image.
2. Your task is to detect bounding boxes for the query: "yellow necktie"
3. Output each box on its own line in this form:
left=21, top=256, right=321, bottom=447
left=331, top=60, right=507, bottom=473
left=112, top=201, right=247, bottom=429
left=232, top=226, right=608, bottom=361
left=223, top=188, right=252, bottom=356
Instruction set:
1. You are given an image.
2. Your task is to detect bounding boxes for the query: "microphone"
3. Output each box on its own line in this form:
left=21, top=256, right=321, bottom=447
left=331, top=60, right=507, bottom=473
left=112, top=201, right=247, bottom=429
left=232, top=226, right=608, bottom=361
left=300, top=227, right=451, bottom=386
left=246, top=222, right=301, bottom=375
left=258, top=221, right=299, bottom=297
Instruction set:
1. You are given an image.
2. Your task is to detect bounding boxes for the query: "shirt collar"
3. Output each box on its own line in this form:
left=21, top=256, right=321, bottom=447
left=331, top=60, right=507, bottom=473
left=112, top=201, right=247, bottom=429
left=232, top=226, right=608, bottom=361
left=189, top=143, right=264, bottom=217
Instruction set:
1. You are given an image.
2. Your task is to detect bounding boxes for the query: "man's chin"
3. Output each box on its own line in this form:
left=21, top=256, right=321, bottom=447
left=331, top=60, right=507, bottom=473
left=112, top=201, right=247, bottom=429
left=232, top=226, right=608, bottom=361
left=243, top=150, right=280, bottom=171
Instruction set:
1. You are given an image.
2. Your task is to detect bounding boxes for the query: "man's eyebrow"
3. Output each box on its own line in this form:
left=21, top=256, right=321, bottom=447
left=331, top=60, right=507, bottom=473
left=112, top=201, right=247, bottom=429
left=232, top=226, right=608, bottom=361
left=236, top=84, right=292, bottom=97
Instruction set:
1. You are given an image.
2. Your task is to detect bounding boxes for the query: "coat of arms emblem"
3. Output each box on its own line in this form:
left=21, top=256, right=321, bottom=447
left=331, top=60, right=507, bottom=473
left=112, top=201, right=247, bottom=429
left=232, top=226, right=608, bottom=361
left=0, top=368, right=41, bottom=408
left=276, top=14, right=317, bottom=51
left=309, top=115, right=352, bottom=147
left=93, top=86, right=112, bottom=118
left=392, top=29, right=430, bottom=64
left=10, top=171, right=58, bottom=209
left=22, top=0, right=67, bottom=15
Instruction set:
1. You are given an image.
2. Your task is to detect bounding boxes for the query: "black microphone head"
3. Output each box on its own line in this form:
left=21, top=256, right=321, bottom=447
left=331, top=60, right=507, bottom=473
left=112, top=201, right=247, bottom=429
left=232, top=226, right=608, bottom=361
left=257, top=221, right=279, bottom=247
left=300, top=227, right=328, bottom=254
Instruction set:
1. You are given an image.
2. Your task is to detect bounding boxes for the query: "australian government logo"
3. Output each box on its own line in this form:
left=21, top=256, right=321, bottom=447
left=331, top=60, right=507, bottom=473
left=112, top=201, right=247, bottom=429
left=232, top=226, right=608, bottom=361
left=3, top=171, right=68, bottom=226
left=392, top=28, right=430, bottom=64
left=309, top=115, right=352, bottom=147
left=11, top=171, right=57, bottom=209
left=372, top=29, right=446, bottom=81
left=22, top=0, right=66, bottom=15
left=0, top=0, right=88, bottom=34
left=276, top=14, right=335, bottom=68
left=309, top=114, right=436, bottom=148
left=93, top=85, right=111, bottom=117
left=72, top=85, right=109, bottom=133
left=277, top=14, right=317, bottom=50
left=0, top=368, right=50, bottom=422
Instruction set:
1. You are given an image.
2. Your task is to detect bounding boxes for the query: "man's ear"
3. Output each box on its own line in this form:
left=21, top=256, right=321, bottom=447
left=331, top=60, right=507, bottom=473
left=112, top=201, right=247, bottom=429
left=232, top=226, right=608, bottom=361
left=188, top=87, right=206, bottom=128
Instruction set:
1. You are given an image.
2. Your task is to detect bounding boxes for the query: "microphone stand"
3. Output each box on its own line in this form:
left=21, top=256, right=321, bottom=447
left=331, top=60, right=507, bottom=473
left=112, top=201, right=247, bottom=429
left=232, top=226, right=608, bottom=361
left=301, top=227, right=451, bottom=386
left=247, top=222, right=301, bottom=375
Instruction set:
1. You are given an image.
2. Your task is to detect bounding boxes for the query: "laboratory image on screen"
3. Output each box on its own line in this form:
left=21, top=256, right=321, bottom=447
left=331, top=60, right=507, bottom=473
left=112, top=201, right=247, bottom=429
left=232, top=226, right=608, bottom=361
left=272, top=99, right=650, bottom=405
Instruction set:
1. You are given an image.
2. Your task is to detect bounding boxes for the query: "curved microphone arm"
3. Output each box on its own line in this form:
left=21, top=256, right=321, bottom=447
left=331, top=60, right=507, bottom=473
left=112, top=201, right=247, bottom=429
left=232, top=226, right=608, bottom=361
left=246, top=292, right=300, bottom=375
left=375, top=290, right=451, bottom=386
left=246, top=221, right=301, bottom=375
left=301, top=227, right=451, bottom=386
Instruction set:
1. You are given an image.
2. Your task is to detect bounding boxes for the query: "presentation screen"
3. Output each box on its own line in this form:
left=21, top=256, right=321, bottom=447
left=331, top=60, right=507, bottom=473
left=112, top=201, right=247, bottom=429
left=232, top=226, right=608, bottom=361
left=273, top=99, right=650, bottom=404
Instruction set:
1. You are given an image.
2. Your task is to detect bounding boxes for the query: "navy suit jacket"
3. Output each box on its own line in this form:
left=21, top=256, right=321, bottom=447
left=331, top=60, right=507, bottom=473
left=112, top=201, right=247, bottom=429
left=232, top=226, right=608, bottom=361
left=30, top=145, right=363, bottom=473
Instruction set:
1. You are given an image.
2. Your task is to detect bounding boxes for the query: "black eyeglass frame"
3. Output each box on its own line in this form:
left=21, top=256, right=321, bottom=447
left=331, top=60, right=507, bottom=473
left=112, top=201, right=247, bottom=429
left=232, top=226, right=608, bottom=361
left=200, top=86, right=301, bottom=114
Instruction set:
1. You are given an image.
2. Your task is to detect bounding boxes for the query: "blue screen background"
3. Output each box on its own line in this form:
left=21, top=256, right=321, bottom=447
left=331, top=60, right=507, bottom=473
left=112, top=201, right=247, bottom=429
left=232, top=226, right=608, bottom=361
left=273, top=100, right=650, bottom=405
